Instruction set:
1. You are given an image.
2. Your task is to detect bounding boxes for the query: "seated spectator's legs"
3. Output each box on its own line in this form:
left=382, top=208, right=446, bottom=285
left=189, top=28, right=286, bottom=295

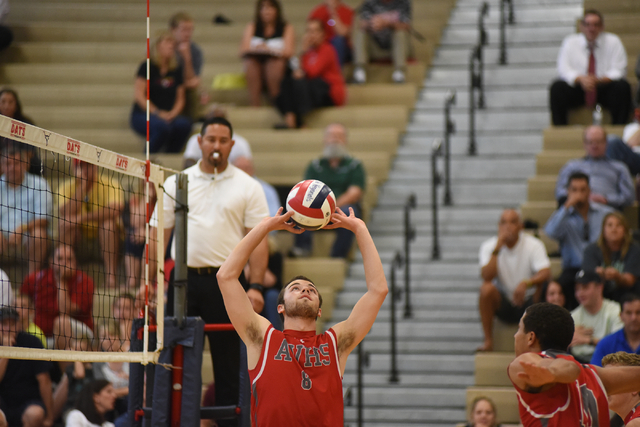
left=130, top=109, right=170, bottom=153
left=0, top=25, right=12, bottom=52
left=21, top=403, right=45, bottom=427
left=263, top=57, right=287, bottom=102
left=276, top=76, right=332, bottom=128
left=166, top=115, right=192, bottom=153
left=330, top=36, right=352, bottom=66
left=330, top=204, right=361, bottom=258
left=478, top=281, right=502, bottom=351
left=391, top=29, right=408, bottom=72
left=353, top=25, right=368, bottom=69
left=549, top=80, right=586, bottom=126
left=556, top=267, right=580, bottom=311
left=606, top=136, right=640, bottom=176
left=597, top=80, right=632, bottom=125
left=99, top=219, right=119, bottom=288
left=244, top=57, right=265, bottom=107
left=53, top=314, right=94, bottom=351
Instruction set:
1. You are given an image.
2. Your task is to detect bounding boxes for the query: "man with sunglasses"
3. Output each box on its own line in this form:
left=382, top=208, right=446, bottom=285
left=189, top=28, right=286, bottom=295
left=545, top=172, right=613, bottom=309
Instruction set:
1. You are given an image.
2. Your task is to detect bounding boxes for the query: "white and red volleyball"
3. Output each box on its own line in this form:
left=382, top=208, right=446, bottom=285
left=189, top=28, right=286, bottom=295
left=286, top=180, right=336, bottom=230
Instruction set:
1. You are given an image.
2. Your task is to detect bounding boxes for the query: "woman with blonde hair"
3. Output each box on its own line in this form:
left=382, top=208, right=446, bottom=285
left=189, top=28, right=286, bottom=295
left=465, top=396, right=500, bottom=427
left=582, top=211, right=640, bottom=302
left=130, top=30, right=191, bottom=153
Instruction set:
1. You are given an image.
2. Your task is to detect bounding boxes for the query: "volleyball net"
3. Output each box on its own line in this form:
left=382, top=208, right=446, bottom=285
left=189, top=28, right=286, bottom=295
left=0, top=115, right=165, bottom=364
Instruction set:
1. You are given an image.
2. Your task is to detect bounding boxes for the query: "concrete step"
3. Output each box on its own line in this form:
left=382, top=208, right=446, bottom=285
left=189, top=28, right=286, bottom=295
left=344, top=353, right=474, bottom=373
left=388, top=157, right=534, bottom=181
left=426, top=65, right=557, bottom=88
left=342, top=372, right=474, bottom=388
left=416, top=87, right=548, bottom=110
left=408, top=109, right=550, bottom=133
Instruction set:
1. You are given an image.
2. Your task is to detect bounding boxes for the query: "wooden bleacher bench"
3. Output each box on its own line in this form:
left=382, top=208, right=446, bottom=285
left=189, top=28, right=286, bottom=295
left=584, top=0, right=640, bottom=14
left=282, top=258, right=346, bottom=293
left=474, top=352, right=513, bottom=387
left=535, top=150, right=583, bottom=176
left=543, top=125, right=626, bottom=150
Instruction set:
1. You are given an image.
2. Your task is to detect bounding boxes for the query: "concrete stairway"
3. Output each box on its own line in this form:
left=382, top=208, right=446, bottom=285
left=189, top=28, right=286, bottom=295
left=330, top=0, right=583, bottom=425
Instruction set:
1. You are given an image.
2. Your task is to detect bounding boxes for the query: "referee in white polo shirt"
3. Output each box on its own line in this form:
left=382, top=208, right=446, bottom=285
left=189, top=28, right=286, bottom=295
left=149, top=116, right=269, bottom=427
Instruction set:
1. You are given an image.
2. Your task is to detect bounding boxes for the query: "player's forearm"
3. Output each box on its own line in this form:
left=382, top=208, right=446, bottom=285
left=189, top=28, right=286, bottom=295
left=544, top=358, right=581, bottom=384
left=355, top=223, right=388, bottom=297
left=247, top=237, right=268, bottom=285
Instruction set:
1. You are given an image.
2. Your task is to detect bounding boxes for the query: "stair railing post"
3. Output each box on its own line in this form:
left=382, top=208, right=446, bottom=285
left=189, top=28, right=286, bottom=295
left=468, top=49, right=477, bottom=156
left=443, top=90, right=456, bottom=206
left=478, top=2, right=489, bottom=109
left=403, top=193, right=416, bottom=318
left=499, top=0, right=507, bottom=65
left=389, top=252, right=403, bottom=383
left=431, top=139, right=442, bottom=260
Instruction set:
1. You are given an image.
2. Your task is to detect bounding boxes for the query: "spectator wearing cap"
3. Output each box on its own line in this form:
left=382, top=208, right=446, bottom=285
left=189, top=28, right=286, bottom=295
left=591, top=293, right=640, bottom=365
left=544, top=171, right=613, bottom=310
left=0, top=306, right=54, bottom=427
left=570, top=269, right=623, bottom=363
left=56, top=160, right=124, bottom=289
left=0, top=141, right=51, bottom=274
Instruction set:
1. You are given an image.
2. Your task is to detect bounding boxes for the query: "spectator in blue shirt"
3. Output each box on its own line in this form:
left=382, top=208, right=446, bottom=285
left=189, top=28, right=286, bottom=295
left=555, top=126, right=635, bottom=211
left=545, top=171, right=613, bottom=309
left=591, top=293, right=640, bottom=366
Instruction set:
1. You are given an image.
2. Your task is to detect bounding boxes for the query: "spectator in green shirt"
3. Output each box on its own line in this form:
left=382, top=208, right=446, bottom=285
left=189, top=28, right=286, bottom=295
left=292, top=123, right=366, bottom=258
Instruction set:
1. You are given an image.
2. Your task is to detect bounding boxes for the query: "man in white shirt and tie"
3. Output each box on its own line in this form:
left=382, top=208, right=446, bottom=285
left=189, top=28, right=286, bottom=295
left=550, top=9, right=631, bottom=125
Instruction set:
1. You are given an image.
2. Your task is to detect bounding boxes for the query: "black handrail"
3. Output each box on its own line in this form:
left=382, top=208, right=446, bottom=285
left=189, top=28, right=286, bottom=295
left=468, top=2, right=489, bottom=156
left=389, top=251, right=403, bottom=383
left=443, top=90, right=456, bottom=205
left=431, top=139, right=442, bottom=260
left=356, top=342, right=369, bottom=427
left=499, top=0, right=515, bottom=65
left=403, top=193, right=417, bottom=318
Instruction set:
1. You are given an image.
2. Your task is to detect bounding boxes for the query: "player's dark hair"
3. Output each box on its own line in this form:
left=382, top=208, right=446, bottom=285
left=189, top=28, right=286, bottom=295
left=200, top=116, right=233, bottom=138
left=621, top=293, right=640, bottom=310
left=75, top=379, right=111, bottom=425
left=567, top=171, right=590, bottom=187
left=277, top=275, right=323, bottom=323
left=523, top=302, right=574, bottom=352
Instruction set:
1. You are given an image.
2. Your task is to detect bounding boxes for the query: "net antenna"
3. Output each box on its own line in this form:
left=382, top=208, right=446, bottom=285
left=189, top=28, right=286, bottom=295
left=0, top=116, right=166, bottom=364
left=143, top=0, right=152, bottom=365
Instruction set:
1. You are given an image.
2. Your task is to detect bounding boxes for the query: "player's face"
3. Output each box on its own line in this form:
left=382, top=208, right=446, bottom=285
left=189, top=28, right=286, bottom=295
left=621, top=300, right=640, bottom=334
left=472, top=399, right=496, bottom=427
left=514, top=314, right=530, bottom=356
left=280, top=280, right=321, bottom=320
left=198, top=124, right=234, bottom=170
left=604, top=364, right=628, bottom=414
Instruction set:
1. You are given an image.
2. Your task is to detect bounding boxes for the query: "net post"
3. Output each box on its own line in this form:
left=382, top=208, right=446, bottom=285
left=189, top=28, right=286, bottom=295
left=174, top=173, right=189, bottom=328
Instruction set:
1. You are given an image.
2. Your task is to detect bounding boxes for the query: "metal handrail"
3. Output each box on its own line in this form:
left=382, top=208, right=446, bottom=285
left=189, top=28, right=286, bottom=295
left=431, top=139, right=443, bottom=260
left=499, top=0, right=515, bottom=65
left=389, top=251, right=403, bottom=383
left=403, top=194, right=417, bottom=318
left=356, top=342, right=369, bottom=427
left=468, top=2, right=489, bottom=156
left=443, top=90, right=456, bottom=205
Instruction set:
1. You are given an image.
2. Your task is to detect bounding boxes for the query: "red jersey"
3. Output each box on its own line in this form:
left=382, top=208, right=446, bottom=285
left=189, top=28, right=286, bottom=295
left=624, top=403, right=640, bottom=425
left=302, top=42, right=346, bottom=106
left=21, top=268, right=94, bottom=336
left=308, top=4, right=354, bottom=41
left=249, top=326, right=343, bottom=426
left=509, top=351, right=610, bottom=427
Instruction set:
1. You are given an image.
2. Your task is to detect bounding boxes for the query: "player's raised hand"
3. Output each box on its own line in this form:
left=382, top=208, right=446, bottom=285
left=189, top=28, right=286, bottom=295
left=263, top=208, right=305, bottom=234
left=517, top=360, right=556, bottom=387
left=324, top=207, right=364, bottom=233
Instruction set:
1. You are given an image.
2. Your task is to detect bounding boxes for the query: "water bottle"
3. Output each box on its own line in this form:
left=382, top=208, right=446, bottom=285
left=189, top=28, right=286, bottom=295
left=592, top=104, right=603, bottom=126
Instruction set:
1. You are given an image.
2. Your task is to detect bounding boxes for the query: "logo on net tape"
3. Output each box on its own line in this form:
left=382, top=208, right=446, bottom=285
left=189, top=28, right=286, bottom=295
left=66, top=138, right=81, bottom=156
left=96, top=149, right=102, bottom=163
left=42, top=131, right=51, bottom=146
left=116, top=155, right=129, bottom=171
left=10, top=121, right=26, bottom=140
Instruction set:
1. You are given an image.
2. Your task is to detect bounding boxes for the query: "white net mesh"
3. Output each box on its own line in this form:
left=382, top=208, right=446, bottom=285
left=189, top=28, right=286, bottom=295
left=0, top=116, right=165, bottom=364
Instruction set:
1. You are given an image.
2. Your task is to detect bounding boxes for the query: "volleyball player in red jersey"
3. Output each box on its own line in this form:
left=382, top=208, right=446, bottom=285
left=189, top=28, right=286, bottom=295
left=217, top=207, right=387, bottom=426
left=508, top=302, right=640, bottom=427
left=602, top=352, right=640, bottom=427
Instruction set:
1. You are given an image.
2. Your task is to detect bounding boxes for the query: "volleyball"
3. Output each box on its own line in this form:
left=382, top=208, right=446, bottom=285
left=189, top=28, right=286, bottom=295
left=286, top=180, right=336, bottom=230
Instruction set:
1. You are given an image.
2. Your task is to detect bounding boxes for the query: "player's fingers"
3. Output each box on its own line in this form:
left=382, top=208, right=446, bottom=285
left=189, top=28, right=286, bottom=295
left=349, top=207, right=355, bottom=217
left=281, top=209, right=294, bottom=220
left=275, top=206, right=284, bottom=216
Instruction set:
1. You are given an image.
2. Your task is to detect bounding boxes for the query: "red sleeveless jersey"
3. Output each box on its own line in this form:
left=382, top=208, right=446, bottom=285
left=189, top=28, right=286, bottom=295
left=249, top=326, right=344, bottom=426
left=624, top=403, right=640, bottom=425
left=509, top=351, right=610, bottom=427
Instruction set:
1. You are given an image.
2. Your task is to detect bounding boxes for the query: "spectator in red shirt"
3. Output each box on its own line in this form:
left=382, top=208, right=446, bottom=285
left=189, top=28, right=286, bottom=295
left=21, top=244, right=95, bottom=351
left=275, top=19, right=346, bottom=129
left=307, top=0, right=354, bottom=66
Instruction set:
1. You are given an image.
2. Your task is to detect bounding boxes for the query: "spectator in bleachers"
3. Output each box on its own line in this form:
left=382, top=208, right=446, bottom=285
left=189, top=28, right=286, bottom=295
left=130, top=30, right=192, bottom=153
left=14, top=293, right=46, bottom=348
left=555, top=126, right=635, bottom=210
left=0, top=306, right=54, bottom=427
left=57, top=160, right=124, bottom=289
left=569, top=269, right=623, bottom=363
left=0, top=141, right=51, bottom=274
left=465, top=396, right=499, bottom=427
left=170, top=12, right=203, bottom=120
left=591, top=293, right=640, bottom=365
left=542, top=280, right=566, bottom=308
left=606, top=107, right=640, bottom=176
left=275, top=19, right=345, bottom=129
left=478, top=209, right=551, bottom=352
left=183, top=106, right=253, bottom=169
left=308, top=0, right=354, bottom=66
left=0, top=269, right=12, bottom=308
left=21, top=244, right=95, bottom=351
left=241, top=0, right=295, bottom=107
left=601, top=352, right=640, bottom=426
left=124, top=180, right=156, bottom=291
left=582, top=211, right=640, bottom=302
left=545, top=172, right=613, bottom=309
left=291, top=123, right=364, bottom=258
left=550, top=9, right=631, bottom=126
left=0, top=88, right=43, bottom=175
left=352, top=0, right=411, bottom=84
left=65, top=380, right=116, bottom=427
left=0, top=0, right=12, bottom=53
left=112, top=294, right=135, bottom=350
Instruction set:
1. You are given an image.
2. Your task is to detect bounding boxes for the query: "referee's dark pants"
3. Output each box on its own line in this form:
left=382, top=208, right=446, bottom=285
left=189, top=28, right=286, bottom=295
left=167, top=267, right=246, bottom=427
